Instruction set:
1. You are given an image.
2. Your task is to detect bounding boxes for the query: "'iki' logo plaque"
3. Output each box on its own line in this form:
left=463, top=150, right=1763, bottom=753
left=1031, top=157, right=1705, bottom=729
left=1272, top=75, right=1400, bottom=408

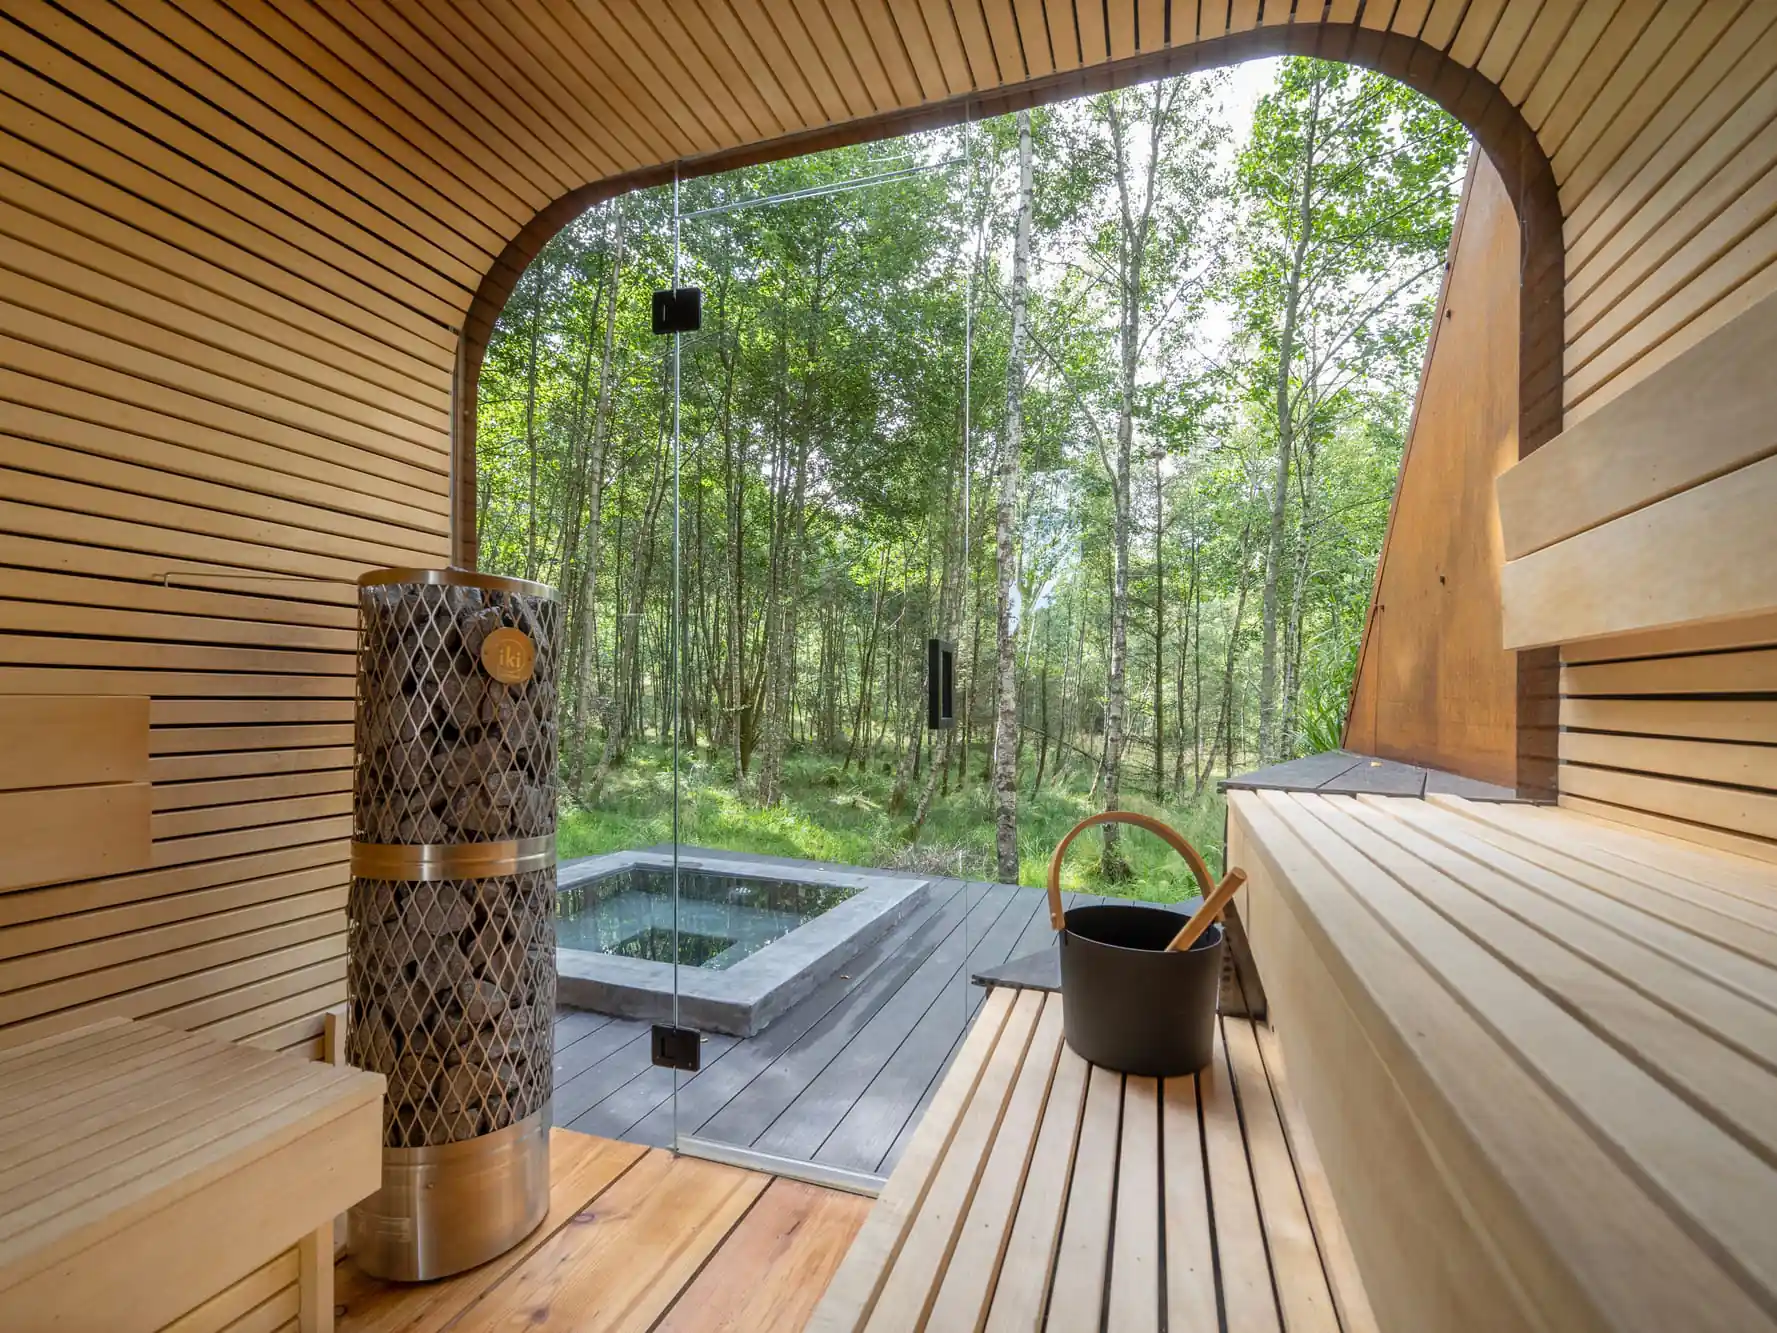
left=481, top=627, right=536, bottom=685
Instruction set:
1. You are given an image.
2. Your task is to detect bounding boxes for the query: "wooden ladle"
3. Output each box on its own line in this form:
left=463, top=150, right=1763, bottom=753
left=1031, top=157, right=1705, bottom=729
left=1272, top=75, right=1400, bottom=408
left=1165, top=867, right=1247, bottom=952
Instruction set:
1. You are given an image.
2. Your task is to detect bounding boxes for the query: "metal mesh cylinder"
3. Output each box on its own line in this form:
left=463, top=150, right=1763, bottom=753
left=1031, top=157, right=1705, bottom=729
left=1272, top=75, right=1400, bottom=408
left=346, top=568, right=559, bottom=1281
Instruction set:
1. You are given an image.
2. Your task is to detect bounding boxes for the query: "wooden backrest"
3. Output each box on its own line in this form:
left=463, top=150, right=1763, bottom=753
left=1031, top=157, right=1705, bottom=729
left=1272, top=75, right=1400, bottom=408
left=1497, top=288, right=1777, bottom=857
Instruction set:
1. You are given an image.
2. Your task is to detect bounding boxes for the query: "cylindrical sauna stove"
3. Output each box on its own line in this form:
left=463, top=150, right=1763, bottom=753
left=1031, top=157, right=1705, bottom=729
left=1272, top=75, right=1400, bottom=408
left=346, top=569, right=560, bottom=1281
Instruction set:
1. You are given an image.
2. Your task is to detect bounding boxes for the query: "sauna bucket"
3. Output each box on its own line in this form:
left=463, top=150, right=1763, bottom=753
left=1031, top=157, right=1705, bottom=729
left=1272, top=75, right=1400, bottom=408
left=1046, top=811, right=1246, bottom=1077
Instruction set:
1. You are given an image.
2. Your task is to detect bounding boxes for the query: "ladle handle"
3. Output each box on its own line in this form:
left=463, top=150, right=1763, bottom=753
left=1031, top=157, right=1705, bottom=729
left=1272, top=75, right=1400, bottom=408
left=1165, top=869, right=1248, bottom=952
left=1045, top=810, right=1219, bottom=931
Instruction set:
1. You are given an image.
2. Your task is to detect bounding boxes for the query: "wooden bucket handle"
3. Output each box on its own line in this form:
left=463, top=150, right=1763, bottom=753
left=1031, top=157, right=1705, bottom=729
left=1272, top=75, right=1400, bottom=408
left=1044, top=810, right=1247, bottom=952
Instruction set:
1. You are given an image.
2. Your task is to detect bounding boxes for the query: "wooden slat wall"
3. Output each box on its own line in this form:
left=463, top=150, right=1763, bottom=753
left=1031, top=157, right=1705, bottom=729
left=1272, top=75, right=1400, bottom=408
left=0, top=0, right=455, bottom=1053
left=157, top=1247, right=298, bottom=1333
left=4, top=0, right=1777, bottom=1031
left=1559, top=615, right=1777, bottom=863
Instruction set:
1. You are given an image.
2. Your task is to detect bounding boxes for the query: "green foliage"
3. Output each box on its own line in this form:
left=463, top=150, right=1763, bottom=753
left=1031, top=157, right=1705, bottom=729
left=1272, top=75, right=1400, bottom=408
left=559, top=745, right=1229, bottom=902
left=476, top=60, right=1466, bottom=889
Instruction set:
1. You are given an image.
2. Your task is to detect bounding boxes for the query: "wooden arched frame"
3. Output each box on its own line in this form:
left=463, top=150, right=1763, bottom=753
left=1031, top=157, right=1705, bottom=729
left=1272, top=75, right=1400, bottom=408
left=451, top=23, right=1562, bottom=797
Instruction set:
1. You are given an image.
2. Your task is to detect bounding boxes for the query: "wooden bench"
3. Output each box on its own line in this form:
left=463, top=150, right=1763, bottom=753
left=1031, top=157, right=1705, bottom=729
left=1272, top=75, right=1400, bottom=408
left=0, top=1017, right=384, bottom=1333
left=807, top=983, right=1377, bottom=1331
left=1229, top=790, right=1777, bottom=1333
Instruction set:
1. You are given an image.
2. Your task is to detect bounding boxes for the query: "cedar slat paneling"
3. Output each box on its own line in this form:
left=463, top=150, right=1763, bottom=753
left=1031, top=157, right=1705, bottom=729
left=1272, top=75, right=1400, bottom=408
left=7, top=0, right=1777, bottom=1041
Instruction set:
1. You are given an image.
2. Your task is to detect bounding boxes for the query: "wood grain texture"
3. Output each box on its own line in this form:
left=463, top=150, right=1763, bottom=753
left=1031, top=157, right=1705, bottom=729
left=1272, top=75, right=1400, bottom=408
left=1345, top=150, right=1521, bottom=790
left=1501, top=284, right=1777, bottom=560
left=1502, top=452, right=1777, bottom=647
left=7, top=0, right=1777, bottom=1085
left=447, top=1150, right=768, bottom=1333
left=334, top=1130, right=649, bottom=1333
left=0, top=1020, right=383, bottom=1333
left=810, top=977, right=1371, bottom=1331
left=653, top=1180, right=871, bottom=1333
left=0, top=781, right=151, bottom=892
left=0, top=694, right=148, bottom=791
left=1230, top=789, right=1777, bottom=1333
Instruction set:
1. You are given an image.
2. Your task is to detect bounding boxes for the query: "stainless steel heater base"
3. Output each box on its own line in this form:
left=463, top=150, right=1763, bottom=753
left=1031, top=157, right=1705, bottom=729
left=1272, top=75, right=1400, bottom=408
left=348, top=1103, right=551, bottom=1282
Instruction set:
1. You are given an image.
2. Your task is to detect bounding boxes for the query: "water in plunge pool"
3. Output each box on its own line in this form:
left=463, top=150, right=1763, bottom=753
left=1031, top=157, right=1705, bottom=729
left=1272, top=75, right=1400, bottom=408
left=555, top=866, right=862, bottom=971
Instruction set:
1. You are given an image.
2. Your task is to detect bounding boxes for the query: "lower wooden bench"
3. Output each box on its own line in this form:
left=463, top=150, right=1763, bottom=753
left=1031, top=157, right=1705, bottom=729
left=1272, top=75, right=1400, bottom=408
left=0, top=1017, right=384, bottom=1333
left=807, top=984, right=1375, bottom=1332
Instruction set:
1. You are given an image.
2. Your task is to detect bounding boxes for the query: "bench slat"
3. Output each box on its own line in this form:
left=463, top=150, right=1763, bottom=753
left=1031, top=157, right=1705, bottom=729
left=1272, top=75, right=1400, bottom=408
left=866, top=987, right=1045, bottom=1332
left=1286, top=792, right=1777, bottom=1309
left=1236, top=790, right=1776, bottom=1332
left=807, top=985, right=1015, bottom=1332
left=1160, top=1073, right=1218, bottom=1332
left=1366, top=798, right=1777, bottom=1068
left=0, top=1058, right=340, bottom=1232
left=1434, top=794, right=1777, bottom=910
left=979, top=1023, right=1088, bottom=1333
left=0, top=1019, right=381, bottom=1300
left=1202, top=1019, right=1282, bottom=1333
left=1107, top=1074, right=1160, bottom=1333
left=924, top=991, right=1064, bottom=1330
left=1043, top=1062, right=1121, bottom=1330
left=1225, top=1015, right=1339, bottom=1333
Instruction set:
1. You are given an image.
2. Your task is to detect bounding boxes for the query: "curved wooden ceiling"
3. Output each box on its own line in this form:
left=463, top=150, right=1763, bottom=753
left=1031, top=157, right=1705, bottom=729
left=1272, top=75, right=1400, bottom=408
left=2, top=0, right=1775, bottom=1050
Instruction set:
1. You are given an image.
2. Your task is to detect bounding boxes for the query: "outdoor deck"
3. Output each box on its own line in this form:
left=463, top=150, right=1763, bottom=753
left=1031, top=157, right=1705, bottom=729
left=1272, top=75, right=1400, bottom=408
left=552, top=849, right=1143, bottom=1177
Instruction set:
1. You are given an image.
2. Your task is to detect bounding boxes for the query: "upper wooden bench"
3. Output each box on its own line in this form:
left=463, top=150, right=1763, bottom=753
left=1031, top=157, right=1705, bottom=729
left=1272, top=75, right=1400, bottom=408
left=1230, top=790, right=1777, bottom=1333
left=0, top=1017, right=383, bottom=1333
left=807, top=982, right=1378, bottom=1332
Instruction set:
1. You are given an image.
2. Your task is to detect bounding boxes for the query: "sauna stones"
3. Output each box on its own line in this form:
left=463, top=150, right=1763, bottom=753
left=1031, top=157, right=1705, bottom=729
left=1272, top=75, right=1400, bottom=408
left=348, top=575, right=560, bottom=1151
left=347, top=871, right=555, bottom=1149
left=352, top=581, right=559, bottom=849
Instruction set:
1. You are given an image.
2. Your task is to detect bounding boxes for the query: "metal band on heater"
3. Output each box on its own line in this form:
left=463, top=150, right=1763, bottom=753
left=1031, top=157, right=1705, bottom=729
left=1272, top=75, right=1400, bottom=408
left=350, top=834, right=556, bottom=881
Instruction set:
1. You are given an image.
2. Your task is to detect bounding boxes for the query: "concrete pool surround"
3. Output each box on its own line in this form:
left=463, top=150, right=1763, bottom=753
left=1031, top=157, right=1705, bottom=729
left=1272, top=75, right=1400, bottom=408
left=555, top=850, right=932, bottom=1036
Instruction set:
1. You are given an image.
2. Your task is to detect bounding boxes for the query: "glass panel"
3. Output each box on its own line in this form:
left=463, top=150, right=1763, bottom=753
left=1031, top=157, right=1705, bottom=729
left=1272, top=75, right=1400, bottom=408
left=662, top=131, right=982, bottom=1174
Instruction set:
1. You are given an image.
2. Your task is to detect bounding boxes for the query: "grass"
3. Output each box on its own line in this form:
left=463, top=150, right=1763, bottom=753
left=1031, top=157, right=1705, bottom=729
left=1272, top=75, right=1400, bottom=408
left=558, top=743, right=1229, bottom=903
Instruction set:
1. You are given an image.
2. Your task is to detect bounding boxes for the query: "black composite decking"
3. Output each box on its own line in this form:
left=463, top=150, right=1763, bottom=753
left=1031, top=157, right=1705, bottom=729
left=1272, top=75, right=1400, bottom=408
left=550, top=848, right=1167, bottom=1178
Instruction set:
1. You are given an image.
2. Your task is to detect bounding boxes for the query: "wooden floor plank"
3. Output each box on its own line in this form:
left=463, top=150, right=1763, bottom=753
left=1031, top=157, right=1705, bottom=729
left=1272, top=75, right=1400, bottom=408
left=806, top=986, right=1015, bottom=1333
left=1108, top=1074, right=1162, bottom=1333
left=1224, top=1017, right=1339, bottom=1333
left=980, top=1035, right=1089, bottom=1333
left=334, top=1130, right=647, bottom=1333
left=1042, top=1062, right=1122, bottom=1331
left=1201, top=1020, right=1282, bottom=1333
left=1161, top=1075, right=1219, bottom=1333
left=652, top=1178, right=871, bottom=1333
left=924, top=992, right=1064, bottom=1331
left=865, top=988, right=1045, bottom=1332
left=448, top=1149, right=768, bottom=1333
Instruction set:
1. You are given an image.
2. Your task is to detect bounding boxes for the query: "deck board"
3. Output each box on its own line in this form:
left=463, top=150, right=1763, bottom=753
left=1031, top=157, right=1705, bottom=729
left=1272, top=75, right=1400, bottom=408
left=552, top=861, right=1212, bottom=1179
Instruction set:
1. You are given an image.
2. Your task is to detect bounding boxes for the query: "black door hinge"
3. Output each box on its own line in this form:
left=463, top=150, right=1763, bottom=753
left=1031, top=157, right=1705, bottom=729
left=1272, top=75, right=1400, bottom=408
left=651, top=1024, right=702, bottom=1072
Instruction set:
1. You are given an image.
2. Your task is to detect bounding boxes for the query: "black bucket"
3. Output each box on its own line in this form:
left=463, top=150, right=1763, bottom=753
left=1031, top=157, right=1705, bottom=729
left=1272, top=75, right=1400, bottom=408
left=1057, top=904, right=1224, bottom=1076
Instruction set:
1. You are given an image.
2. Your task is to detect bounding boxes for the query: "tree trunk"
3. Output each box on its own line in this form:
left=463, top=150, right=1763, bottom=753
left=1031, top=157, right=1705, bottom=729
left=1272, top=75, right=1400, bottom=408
left=570, top=215, right=625, bottom=788
left=1258, top=72, right=1321, bottom=765
left=992, top=111, right=1033, bottom=885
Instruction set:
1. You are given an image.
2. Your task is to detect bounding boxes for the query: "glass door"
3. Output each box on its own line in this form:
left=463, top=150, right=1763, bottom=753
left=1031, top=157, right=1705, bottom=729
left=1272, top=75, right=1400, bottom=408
left=661, top=128, right=996, bottom=1182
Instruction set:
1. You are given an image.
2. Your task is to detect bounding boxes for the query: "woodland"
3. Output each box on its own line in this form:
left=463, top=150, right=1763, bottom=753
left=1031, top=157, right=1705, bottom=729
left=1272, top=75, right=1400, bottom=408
left=475, top=58, right=1468, bottom=898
